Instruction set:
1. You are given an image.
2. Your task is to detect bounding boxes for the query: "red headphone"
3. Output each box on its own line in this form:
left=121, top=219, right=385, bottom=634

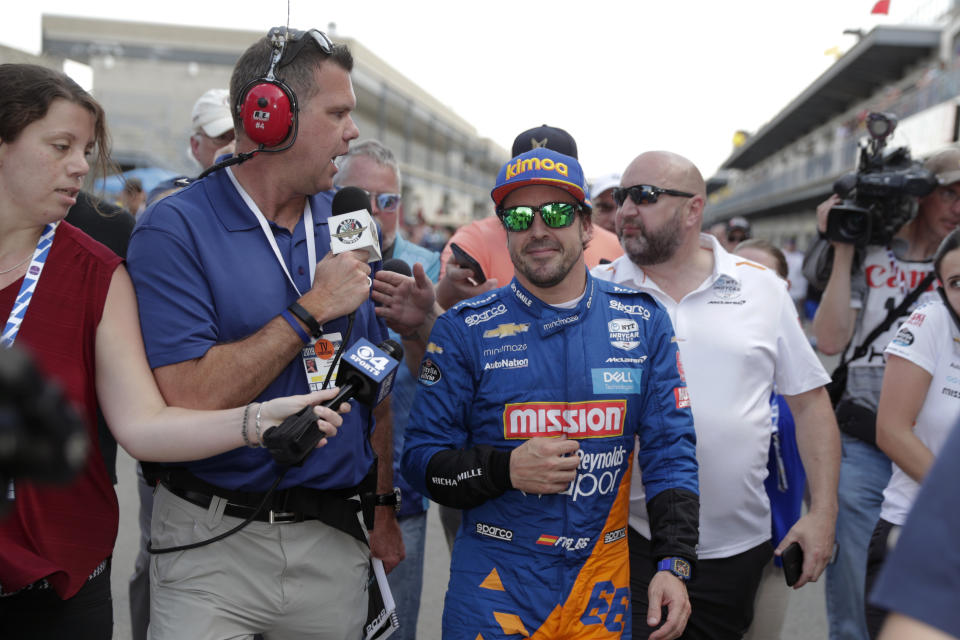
left=235, top=27, right=333, bottom=148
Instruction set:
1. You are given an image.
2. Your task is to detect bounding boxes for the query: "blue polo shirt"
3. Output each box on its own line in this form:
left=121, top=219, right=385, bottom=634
left=127, top=168, right=387, bottom=492
left=387, top=234, right=440, bottom=517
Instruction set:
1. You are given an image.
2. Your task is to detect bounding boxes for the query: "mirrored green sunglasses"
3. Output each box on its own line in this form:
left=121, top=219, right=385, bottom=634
left=496, top=202, right=581, bottom=232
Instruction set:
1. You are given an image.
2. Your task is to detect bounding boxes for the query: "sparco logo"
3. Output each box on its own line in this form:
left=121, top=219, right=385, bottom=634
left=476, top=522, right=513, bottom=541
left=465, top=304, right=507, bottom=326
left=604, top=527, right=626, bottom=544
left=503, top=400, right=626, bottom=439
left=608, top=299, right=651, bottom=320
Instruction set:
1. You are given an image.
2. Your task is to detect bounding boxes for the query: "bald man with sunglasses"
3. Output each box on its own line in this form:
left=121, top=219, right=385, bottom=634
left=400, top=148, right=700, bottom=640
left=592, top=151, right=841, bottom=640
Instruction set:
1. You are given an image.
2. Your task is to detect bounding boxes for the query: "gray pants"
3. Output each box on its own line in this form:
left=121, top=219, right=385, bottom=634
left=148, top=484, right=369, bottom=640
left=129, top=464, right=153, bottom=640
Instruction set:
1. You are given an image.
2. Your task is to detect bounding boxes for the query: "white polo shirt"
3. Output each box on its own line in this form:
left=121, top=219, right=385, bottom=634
left=880, top=298, right=960, bottom=526
left=591, top=234, right=830, bottom=559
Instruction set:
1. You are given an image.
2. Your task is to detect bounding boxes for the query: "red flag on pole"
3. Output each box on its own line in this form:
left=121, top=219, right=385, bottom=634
left=871, top=0, right=890, bottom=14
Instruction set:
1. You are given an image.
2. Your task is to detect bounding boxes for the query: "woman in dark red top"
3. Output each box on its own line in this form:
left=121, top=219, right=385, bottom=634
left=0, top=64, right=346, bottom=639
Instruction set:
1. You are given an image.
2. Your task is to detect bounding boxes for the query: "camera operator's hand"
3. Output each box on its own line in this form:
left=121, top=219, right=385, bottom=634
left=811, top=197, right=859, bottom=355
left=816, top=194, right=842, bottom=236
left=301, top=250, right=372, bottom=324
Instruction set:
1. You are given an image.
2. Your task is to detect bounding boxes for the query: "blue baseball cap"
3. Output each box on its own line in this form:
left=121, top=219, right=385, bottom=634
left=491, top=148, right=587, bottom=208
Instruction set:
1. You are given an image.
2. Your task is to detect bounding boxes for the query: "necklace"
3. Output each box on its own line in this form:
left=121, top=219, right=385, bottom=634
left=0, top=253, right=31, bottom=275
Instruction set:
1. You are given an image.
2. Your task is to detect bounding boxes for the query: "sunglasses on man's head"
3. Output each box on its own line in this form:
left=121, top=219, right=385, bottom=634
left=276, top=28, right=334, bottom=67
left=612, top=184, right=695, bottom=207
left=496, top=202, right=581, bottom=232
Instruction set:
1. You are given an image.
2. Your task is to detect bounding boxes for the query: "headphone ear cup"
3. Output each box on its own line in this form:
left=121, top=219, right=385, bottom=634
left=238, top=81, right=294, bottom=147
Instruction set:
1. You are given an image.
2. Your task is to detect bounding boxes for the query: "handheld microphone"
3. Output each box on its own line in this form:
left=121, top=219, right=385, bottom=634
left=329, top=186, right=382, bottom=262
left=381, top=258, right=412, bottom=277
left=262, top=338, right=403, bottom=467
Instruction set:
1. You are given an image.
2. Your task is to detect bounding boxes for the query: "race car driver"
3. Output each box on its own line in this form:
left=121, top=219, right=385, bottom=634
left=401, top=147, right=700, bottom=640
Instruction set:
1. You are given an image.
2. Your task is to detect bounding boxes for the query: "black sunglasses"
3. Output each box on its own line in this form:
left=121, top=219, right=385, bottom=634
left=269, top=27, right=334, bottom=68
left=612, top=184, right=695, bottom=207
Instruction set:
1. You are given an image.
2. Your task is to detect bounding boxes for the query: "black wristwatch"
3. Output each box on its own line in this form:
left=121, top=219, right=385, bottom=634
left=372, top=487, right=401, bottom=513
left=657, top=556, right=692, bottom=582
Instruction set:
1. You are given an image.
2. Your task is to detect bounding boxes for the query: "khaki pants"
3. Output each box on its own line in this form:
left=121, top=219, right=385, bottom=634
left=149, top=484, right=369, bottom=640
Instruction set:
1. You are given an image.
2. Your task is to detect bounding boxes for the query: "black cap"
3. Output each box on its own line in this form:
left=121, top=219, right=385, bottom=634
left=511, top=124, right=578, bottom=159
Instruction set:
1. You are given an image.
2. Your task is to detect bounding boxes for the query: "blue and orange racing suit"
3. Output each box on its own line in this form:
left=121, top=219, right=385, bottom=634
left=402, top=272, right=699, bottom=639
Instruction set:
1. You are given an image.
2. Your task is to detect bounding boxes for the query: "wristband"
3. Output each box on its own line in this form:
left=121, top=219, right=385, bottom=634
left=256, top=402, right=266, bottom=448
left=287, top=302, right=322, bottom=339
left=241, top=404, right=257, bottom=448
left=281, top=309, right=311, bottom=344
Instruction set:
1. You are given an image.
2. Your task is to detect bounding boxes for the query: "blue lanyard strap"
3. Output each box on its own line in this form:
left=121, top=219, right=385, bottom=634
left=2, top=222, right=58, bottom=349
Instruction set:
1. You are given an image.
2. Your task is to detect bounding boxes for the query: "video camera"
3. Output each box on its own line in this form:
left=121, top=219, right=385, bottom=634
left=826, top=112, right=938, bottom=247
left=0, top=346, right=88, bottom=516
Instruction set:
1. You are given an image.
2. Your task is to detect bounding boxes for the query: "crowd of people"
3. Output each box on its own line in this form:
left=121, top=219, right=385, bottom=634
left=2, top=22, right=960, bottom=640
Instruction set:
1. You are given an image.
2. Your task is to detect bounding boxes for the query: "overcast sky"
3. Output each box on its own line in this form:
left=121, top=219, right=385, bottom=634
left=1, top=1, right=937, bottom=179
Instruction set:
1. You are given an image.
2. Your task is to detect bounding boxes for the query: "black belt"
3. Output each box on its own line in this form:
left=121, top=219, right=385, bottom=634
left=164, top=483, right=323, bottom=524
left=156, top=467, right=376, bottom=543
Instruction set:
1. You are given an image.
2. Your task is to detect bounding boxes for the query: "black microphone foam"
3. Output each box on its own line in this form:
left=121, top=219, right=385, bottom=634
left=381, top=258, right=412, bottom=277
left=332, top=186, right=372, bottom=216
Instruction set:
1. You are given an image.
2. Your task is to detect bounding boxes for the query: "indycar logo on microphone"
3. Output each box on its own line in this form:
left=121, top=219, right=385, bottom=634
left=503, top=400, right=626, bottom=439
left=332, top=219, right=367, bottom=245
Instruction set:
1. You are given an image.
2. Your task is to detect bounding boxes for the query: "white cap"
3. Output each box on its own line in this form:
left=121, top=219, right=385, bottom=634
left=191, top=89, right=233, bottom=138
left=590, top=173, right=620, bottom=200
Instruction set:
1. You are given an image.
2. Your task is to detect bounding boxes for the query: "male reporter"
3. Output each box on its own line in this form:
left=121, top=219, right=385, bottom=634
left=401, top=148, right=699, bottom=640
left=127, top=28, right=402, bottom=639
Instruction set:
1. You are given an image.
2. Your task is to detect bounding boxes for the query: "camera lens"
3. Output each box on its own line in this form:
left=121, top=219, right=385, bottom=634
left=838, top=212, right=869, bottom=240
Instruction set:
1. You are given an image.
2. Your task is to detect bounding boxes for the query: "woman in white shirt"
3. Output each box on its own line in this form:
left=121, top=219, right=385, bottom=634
left=865, top=228, right=960, bottom=639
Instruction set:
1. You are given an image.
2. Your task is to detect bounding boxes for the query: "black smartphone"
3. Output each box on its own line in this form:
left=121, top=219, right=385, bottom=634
left=450, top=242, right=486, bottom=286
left=782, top=541, right=803, bottom=587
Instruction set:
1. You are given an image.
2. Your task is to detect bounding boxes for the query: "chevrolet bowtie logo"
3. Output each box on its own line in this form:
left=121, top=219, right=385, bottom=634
left=483, top=323, right=530, bottom=339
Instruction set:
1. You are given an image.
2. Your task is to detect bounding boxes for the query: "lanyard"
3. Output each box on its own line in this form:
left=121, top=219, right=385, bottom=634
left=2, top=222, right=58, bottom=348
left=2, top=221, right=57, bottom=502
left=226, top=168, right=316, bottom=297
left=886, top=248, right=909, bottom=297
